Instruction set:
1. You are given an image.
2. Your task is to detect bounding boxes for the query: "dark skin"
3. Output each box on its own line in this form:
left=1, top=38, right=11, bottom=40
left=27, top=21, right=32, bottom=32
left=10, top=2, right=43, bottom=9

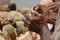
left=24, top=10, right=51, bottom=40
left=33, top=4, right=58, bottom=24
left=46, top=2, right=60, bottom=32
left=33, top=4, right=59, bottom=32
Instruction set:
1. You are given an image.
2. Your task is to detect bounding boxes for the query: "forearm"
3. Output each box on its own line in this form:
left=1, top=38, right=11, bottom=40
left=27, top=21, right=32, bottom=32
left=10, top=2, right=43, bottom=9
left=39, top=23, right=51, bottom=40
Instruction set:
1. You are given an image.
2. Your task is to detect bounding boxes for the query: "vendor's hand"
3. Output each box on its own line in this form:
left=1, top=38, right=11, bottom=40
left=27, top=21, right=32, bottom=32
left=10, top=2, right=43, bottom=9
left=23, top=10, right=45, bottom=33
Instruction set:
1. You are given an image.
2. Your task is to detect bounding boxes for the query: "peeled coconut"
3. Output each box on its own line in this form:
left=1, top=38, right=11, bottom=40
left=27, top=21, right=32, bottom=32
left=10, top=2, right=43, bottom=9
left=20, top=7, right=30, bottom=15
left=16, top=21, right=28, bottom=34
left=9, top=11, right=24, bottom=21
left=2, top=24, right=17, bottom=40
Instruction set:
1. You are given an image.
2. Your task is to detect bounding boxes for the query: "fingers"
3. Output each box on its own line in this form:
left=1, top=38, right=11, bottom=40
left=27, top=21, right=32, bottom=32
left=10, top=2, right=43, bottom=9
left=25, top=10, right=42, bottom=21
left=23, top=17, right=30, bottom=25
left=34, top=6, right=39, bottom=10
left=25, top=13, right=33, bottom=21
left=23, top=10, right=43, bottom=31
left=29, top=20, right=40, bottom=33
left=32, top=10, right=42, bottom=17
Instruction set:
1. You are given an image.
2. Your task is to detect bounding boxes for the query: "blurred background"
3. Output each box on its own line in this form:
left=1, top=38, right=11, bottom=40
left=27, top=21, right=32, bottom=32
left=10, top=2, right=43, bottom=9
left=14, top=0, right=40, bottom=9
